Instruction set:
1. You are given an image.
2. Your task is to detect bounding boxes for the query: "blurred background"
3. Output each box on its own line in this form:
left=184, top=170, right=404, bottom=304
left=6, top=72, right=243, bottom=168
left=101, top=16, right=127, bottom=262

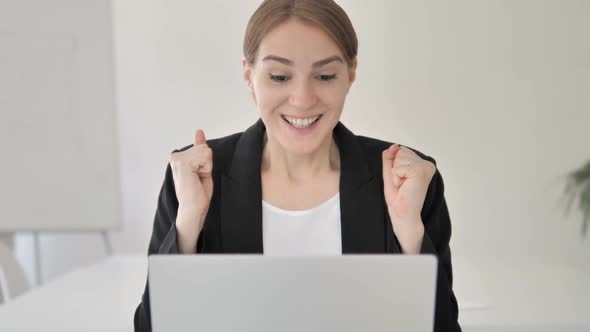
left=1, top=0, right=589, bottom=289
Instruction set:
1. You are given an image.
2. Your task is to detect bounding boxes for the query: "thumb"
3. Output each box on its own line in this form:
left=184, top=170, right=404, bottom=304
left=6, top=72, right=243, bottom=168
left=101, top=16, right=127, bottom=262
left=195, top=129, right=207, bottom=147
left=382, top=144, right=400, bottom=167
left=382, top=145, right=393, bottom=182
left=382, top=144, right=400, bottom=202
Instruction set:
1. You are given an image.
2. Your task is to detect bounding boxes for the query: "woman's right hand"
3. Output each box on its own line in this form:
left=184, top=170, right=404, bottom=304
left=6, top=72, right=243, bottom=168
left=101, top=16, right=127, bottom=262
left=168, top=129, right=214, bottom=252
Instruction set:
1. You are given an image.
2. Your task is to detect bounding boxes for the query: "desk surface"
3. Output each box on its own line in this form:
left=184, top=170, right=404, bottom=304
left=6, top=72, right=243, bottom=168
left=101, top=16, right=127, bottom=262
left=0, top=255, right=588, bottom=332
left=453, top=256, right=590, bottom=331
left=0, top=255, right=146, bottom=331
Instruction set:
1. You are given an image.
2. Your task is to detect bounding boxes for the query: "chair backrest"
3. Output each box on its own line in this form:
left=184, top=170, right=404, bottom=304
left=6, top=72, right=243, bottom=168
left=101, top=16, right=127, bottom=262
left=0, top=241, right=30, bottom=304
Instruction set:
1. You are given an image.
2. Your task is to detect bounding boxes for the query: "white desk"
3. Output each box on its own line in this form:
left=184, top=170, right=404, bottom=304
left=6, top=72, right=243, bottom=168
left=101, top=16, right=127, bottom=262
left=453, top=256, right=590, bottom=332
left=0, top=255, right=588, bottom=331
left=0, top=255, right=146, bottom=332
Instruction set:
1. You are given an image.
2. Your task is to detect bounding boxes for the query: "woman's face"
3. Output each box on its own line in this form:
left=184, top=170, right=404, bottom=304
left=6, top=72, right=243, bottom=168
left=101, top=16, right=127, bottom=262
left=243, top=18, right=357, bottom=155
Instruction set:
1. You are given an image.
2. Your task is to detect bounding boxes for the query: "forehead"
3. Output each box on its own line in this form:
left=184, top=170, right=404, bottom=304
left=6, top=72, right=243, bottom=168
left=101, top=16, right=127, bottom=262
left=257, top=18, right=344, bottom=65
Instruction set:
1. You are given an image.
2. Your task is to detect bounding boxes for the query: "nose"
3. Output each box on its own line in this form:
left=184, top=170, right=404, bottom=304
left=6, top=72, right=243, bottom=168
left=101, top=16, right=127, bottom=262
left=288, top=79, right=317, bottom=110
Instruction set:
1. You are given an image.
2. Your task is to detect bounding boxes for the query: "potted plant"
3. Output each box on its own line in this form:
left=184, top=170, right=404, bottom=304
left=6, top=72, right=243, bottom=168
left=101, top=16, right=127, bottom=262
left=563, top=159, right=590, bottom=238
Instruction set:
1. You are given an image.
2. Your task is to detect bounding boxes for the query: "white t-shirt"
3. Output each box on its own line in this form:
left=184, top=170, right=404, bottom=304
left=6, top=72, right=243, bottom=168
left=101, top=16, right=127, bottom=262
left=262, top=192, right=342, bottom=256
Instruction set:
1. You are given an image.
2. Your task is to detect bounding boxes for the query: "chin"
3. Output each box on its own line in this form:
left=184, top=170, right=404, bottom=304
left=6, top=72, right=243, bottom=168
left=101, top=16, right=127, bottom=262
left=279, top=129, right=331, bottom=156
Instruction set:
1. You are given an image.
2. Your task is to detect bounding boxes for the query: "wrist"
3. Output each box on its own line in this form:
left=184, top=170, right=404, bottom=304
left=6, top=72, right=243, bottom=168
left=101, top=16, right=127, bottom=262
left=175, top=209, right=204, bottom=235
left=394, top=221, right=424, bottom=255
left=175, top=214, right=203, bottom=255
left=177, top=204, right=202, bottom=217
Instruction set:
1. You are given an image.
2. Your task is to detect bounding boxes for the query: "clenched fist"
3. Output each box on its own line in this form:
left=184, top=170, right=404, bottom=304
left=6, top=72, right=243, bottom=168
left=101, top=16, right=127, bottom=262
left=168, top=129, right=214, bottom=253
left=382, top=144, right=436, bottom=254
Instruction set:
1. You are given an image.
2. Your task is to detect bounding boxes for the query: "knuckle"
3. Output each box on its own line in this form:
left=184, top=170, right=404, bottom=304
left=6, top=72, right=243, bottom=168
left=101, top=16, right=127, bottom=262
left=169, top=152, right=178, bottom=164
left=171, top=152, right=192, bottom=168
left=423, top=161, right=436, bottom=175
left=196, top=146, right=213, bottom=159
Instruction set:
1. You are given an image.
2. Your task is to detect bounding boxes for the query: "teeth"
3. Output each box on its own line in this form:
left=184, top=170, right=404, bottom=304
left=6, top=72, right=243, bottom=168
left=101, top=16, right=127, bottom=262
left=283, top=115, right=320, bottom=128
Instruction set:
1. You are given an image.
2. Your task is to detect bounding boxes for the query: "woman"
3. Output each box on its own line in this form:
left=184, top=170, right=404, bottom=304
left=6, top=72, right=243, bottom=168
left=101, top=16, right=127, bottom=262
left=134, top=0, right=461, bottom=331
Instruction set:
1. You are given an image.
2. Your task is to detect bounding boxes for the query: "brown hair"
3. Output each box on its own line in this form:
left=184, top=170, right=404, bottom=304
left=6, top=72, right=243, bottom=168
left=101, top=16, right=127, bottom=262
left=243, top=0, right=358, bottom=68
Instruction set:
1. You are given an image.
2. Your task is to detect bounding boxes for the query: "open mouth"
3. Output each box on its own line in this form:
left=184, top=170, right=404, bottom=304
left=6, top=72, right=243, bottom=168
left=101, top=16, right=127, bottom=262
left=281, top=114, right=323, bottom=130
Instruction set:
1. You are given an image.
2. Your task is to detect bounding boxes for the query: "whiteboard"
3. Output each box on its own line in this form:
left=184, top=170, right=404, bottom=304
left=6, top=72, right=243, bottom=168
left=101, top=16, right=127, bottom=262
left=0, top=0, right=121, bottom=231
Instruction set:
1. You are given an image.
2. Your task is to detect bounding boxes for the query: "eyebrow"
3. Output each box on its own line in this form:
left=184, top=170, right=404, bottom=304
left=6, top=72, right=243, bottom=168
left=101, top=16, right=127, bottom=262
left=261, top=54, right=344, bottom=68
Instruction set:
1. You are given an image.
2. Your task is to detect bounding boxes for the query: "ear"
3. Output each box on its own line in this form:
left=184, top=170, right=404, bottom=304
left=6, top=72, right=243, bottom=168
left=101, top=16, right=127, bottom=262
left=347, top=57, right=358, bottom=90
left=242, top=57, right=253, bottom=90
left=242, top=57, right=257, bottom=103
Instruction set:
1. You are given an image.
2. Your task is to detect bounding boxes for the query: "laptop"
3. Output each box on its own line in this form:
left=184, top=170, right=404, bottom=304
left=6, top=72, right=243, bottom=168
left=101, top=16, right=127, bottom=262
left=148, top=254, right=438, bottom=332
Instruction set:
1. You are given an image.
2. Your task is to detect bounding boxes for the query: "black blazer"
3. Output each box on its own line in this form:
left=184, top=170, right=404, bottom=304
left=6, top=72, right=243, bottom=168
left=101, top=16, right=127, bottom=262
left=134, top=118, right=461, bottom=332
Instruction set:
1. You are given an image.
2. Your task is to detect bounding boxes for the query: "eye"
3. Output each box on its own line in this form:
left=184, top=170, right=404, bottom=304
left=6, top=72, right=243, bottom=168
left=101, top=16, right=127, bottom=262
left=269, top=74, right=290, bottom=83
left=317, top=74, right=337, bottom=82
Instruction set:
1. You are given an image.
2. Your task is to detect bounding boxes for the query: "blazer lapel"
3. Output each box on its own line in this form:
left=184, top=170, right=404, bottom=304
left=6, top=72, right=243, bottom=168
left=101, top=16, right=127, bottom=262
left=333, top=123, right=400, bottom=254
left=219, top=118, right=401, bottom=254
left=220, top=120, right=265, bottom=253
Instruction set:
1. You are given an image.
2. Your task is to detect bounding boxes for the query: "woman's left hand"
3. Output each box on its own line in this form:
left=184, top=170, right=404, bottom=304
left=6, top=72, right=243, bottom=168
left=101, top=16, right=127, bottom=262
left=382, top=144, right=436, bottom=254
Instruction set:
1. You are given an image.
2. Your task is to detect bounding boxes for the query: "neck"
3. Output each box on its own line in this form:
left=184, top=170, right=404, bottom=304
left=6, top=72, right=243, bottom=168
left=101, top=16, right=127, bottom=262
left=261, top=132, right=340, bottom=184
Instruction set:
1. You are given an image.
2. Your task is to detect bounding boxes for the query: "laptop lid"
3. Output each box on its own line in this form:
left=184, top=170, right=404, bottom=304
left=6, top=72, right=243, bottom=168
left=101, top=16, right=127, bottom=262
left=148, top=255, right=437, bottom=332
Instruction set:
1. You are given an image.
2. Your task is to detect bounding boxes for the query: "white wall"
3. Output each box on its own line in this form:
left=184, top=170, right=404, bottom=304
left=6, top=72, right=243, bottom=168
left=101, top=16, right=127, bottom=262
left=0, top=0, right=119, bottom=285
left=8, top=0, right=590, bottom=285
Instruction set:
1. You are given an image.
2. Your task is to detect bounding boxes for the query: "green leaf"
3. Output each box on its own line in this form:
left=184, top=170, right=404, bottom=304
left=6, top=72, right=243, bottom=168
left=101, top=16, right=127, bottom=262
left=564, top=159, right=590, bottom=239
